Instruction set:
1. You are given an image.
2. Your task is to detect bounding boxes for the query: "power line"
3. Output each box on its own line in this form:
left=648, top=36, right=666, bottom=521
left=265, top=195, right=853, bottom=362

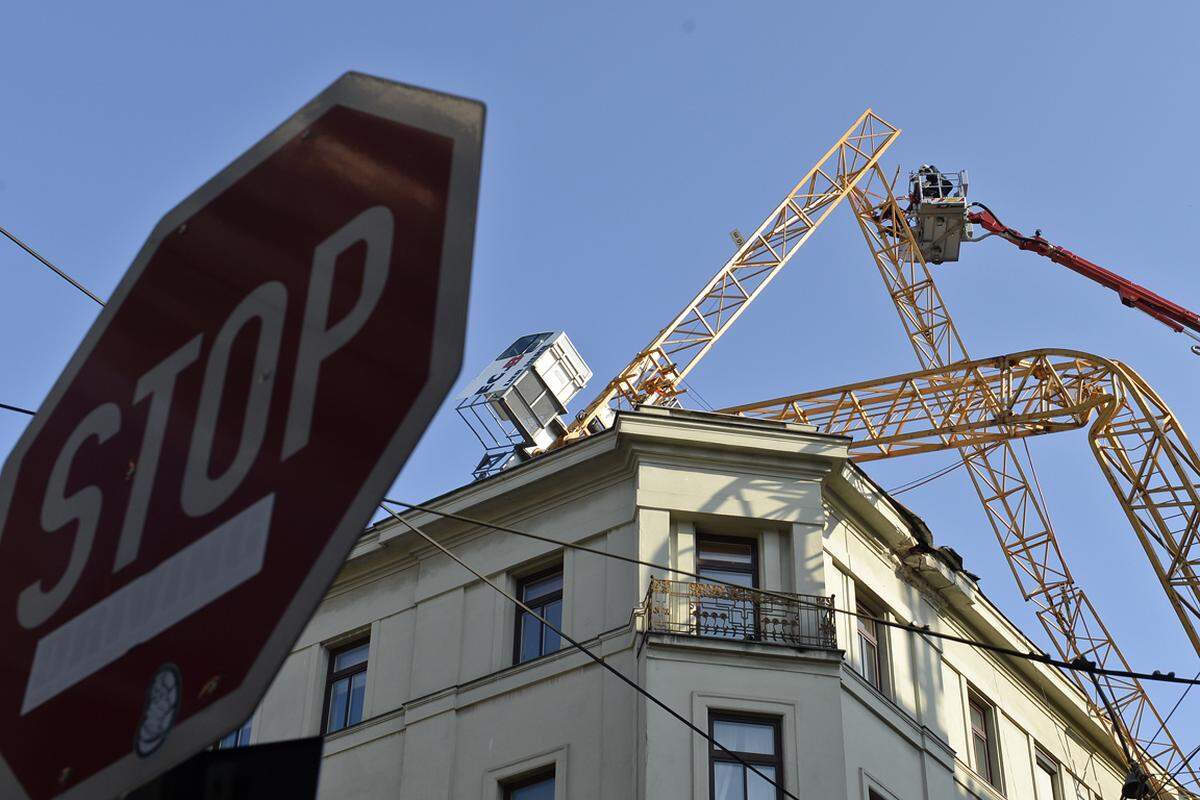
left=0, top=401, right=35, bottom=417
left=380, top=505, right=802, bottom=800
left=0, top=223, right=105, bottom=307
left=1145, top=668, right=1200, bottom=785
left=382, top=498, right=1200, bottom=689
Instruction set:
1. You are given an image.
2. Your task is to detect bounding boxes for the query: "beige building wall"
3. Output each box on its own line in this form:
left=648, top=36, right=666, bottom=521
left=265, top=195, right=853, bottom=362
left=246, top=408, right=1128, bottom=800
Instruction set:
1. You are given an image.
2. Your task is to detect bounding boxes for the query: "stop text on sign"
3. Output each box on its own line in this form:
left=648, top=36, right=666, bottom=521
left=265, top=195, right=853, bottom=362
left=17, top=206, right=395, bottom=712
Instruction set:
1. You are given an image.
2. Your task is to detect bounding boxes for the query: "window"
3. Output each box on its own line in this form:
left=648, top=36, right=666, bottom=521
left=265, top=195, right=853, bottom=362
left=855, top=594, right=888, bottom=694
left=1034, top=748, right=1062, bottom=800
left=323, top=639, right=368, bottom=734
left=968, top=692, right=1001, bottom=788
left=215, top=717, right=252, bottom=749
left=503, top=769, right=555, bottom=800
left=709, top=712, right=782, bottom=800
left=514, top=565, right=563, bottom=664
left=697, top=535, right=758, bottom=640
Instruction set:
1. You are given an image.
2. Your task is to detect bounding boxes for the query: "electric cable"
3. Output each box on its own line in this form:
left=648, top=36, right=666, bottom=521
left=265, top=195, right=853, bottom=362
left=381, top=505, right=802, bottom=800
left=0, top=401, right=35, bottom=417
left=0, top=223, right=105, bottom=306
left=382, top=499, right=1200, bottom=689
left=1144, top=669, right=1200, bottom=772
left=1168, top=744, right=1200, bottom=790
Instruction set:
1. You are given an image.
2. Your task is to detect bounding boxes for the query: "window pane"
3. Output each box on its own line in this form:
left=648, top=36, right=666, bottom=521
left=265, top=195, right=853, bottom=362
left=969, top=702, right=986, bottom=732
left=519, top=611, right=542, bottom=662
left=217, top=730, right=238, bottom=750
left=347, top=671, right=367, bottom=727
left=327, top=677, right=349, bottom=733
left=746, top=765, right=776, bottom=800
left=542, top=599, right=562, bottom=653
left=334, top=643, right=369, bottom=672
left=522, top=572, right=563, bottom=602
left=1035, top=760, right=1058, bottom=800
left=713, top=762, right=745, bottom=800
left=857, top=613, right=877, bottom=643
left=713, top=720, right=776, bottom=755
left=699, top=568, right=755, bottom=588
left=699, top=539, right=754, bottom=565
left=510, top=774, right=555, bottom=800
left=972, top=733, right=991, bottom=780
left=236, top=719, right=252, bottom=746
left=859, top=636, right=878, bottom=686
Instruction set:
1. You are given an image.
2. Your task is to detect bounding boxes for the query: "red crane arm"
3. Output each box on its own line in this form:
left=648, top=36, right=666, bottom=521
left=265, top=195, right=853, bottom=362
left=967, top=204, right=1200, bottom=345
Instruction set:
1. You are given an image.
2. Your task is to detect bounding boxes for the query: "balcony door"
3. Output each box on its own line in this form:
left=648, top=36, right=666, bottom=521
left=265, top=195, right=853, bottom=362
left=697, top=535, right=758, bottom=640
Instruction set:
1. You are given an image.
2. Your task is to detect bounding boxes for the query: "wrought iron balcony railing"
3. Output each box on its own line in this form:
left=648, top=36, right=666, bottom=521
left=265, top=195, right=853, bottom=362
left=642, top=578, right=838, bottom=650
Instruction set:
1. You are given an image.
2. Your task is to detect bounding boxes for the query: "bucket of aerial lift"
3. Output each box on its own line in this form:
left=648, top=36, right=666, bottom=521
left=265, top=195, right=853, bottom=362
left=908, top=166, right=971, bottom=264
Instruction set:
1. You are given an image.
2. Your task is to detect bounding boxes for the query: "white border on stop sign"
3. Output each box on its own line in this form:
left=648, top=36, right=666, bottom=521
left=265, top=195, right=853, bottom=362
left=0, top=72, right=484, bottom=800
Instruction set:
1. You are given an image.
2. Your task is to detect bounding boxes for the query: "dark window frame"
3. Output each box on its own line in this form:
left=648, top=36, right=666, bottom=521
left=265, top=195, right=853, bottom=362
left=855, top=590, right=889, bottom=696
left=322, top=638, right=369, bottom=734
left=696, top=534, right=760, bottom=641
left=502, top=767, right=556, bottom=799
left=512, top=563, right=564, bottom=665
left=1034, top=746, right=1061, bottom=800
left=968, top=691, right=1001, bottom=788
left=708, top=711, right=783, bottom=800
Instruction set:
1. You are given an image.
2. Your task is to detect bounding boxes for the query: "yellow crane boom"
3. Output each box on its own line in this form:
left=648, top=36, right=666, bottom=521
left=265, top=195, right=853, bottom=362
left=560, top=110, right=899, bottom=441
left=559, top=110, right=1199, bottom=794
left=721, top=347, right=1200, bottom=792
left=843, top=168, right=1199, bottom=795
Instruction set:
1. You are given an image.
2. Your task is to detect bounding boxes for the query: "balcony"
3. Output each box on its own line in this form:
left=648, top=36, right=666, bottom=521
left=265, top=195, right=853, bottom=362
left=642, top=578, right=838, bottom=651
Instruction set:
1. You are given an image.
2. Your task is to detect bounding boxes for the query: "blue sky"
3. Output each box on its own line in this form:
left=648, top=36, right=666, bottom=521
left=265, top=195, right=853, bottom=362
left=2, top=0, right=1198, bottom=759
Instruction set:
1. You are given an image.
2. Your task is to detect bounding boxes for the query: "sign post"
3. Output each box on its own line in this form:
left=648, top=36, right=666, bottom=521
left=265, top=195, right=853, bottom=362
left=0, top=72, right=483, bottom=800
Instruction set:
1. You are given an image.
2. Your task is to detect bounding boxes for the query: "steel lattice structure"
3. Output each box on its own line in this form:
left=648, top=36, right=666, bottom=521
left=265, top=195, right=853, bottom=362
left=564, top=110, right=899, bottom=439
left=555, top=110, right=1200, bottom=795
left=722, top=348, right=1200, bottom=792
left=838, top=170, right=1198, bottom=796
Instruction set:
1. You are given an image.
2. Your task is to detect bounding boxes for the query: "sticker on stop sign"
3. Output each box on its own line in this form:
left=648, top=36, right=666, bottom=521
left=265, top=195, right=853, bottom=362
left=0, top=73, right=483, bottom=800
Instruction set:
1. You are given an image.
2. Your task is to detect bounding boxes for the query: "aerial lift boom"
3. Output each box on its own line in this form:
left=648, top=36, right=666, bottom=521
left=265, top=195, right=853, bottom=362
left=967, top=203, right=1200, bottom=354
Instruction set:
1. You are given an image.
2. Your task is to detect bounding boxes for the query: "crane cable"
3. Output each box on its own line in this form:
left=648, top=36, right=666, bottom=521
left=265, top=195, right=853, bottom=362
left=885, top=457, right=966, bottom=495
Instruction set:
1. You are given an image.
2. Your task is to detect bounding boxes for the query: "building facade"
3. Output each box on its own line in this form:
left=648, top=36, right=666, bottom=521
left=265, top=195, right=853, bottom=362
left=246, top=407, right=1127, bottom=799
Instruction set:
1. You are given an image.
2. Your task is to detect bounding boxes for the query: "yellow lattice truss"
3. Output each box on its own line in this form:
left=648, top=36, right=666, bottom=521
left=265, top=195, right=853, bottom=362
left=722, top=348, right=1200, bottom=793
left=556, top=110, right=1200, bottom=795
left=562, top=110, right=900, bottom=440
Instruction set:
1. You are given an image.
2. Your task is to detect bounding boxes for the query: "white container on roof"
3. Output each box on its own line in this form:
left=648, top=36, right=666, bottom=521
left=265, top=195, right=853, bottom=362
left=456, top=331, right=592, bottom=478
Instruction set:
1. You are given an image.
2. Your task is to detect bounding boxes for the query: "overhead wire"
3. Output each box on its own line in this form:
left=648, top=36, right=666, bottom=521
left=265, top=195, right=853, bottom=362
left=885, top=457, right=966, bottom=495
left=380, top=505, right=802, bottom=800
left=0, top=401, right=35, bottom=417
left=382, top=498, right=1200, bottom=690
left=0, top=223, right=105, bottom=307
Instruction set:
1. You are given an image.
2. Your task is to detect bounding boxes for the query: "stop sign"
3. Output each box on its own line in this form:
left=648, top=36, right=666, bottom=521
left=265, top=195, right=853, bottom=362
left=0, top=73, right=483, bottom=800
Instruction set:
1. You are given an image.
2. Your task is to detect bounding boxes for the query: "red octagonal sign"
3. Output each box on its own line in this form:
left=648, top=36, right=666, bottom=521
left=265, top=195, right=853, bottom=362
left=0, top=73, right=483, bottom=800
